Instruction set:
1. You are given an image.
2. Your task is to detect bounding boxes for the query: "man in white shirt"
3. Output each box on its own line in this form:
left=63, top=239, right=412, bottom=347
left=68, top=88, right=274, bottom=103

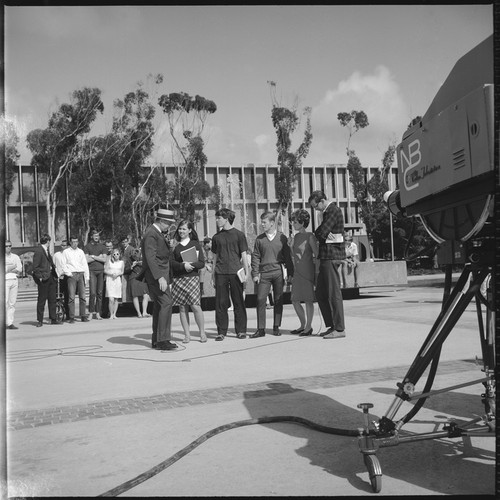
left=5, top=240, right=22, bottom=329
left=63, top=235, right=90, bottom=323
left=53, top=240, right=69, bottom=319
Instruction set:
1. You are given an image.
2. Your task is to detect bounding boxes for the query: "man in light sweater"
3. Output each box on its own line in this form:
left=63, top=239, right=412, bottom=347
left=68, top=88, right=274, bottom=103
left=250, top=211, right=293, bottom=338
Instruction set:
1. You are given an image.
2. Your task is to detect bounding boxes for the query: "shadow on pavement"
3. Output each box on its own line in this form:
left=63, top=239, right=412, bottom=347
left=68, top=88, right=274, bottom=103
left=107, top=335, right=150, bottom=348
left=243, top=382, right=494, bottom=495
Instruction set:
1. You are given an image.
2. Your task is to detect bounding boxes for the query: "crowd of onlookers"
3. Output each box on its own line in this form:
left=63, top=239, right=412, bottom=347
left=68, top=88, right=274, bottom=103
left=5, top=190, right=360, bottom=349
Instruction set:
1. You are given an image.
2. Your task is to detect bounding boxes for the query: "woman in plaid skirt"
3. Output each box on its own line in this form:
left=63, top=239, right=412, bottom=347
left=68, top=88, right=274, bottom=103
left=170, top=220, right=207, bottom=343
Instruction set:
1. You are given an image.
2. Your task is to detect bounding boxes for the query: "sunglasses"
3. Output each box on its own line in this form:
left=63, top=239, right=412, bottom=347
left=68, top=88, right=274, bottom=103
left=6, top=245, right=12, bottom=248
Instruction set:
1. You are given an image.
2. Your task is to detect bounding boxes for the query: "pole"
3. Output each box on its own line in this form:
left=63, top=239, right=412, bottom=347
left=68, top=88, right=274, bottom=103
left=389, top=212, right=394, bottom=261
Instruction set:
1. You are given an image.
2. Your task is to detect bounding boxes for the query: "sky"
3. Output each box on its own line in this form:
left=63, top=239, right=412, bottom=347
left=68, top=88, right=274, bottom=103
left=4, top=4, right=494, bottom=168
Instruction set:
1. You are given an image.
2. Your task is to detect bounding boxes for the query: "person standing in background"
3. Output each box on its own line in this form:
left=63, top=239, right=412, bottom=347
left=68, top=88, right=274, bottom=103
left=63, top=235, right=90, bottom=323
left=32, top=234, right=59, bottom=327
left=129, top=248, right=151, bottom=318
left=53, top=239, right=70, bottom=319
left=104, top=248, right=124, bottom=320
left=199, top=237, right=214, bottom=297
left=101, top=240, right=114, bottom=318
left=5, top=240, right=22, bottom=330
left=84, top=230, right=107, bottom=320
left=341, top=233, right=360, bottom=288
left=121, top=234, right=136, bottom=302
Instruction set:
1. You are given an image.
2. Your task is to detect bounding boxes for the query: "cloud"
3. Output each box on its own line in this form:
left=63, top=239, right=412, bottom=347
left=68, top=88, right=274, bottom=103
left=308, top=65, right=410, bottom=166
left=20, top=6, right=143, bottom=45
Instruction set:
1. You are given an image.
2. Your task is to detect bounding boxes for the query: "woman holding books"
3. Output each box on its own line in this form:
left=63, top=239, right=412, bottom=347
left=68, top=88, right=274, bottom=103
left=171, top=220, right=207, bottom=343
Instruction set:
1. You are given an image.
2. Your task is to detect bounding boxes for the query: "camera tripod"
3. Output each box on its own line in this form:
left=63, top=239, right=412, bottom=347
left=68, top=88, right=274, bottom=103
left=357, top=253, right=495, bottom=493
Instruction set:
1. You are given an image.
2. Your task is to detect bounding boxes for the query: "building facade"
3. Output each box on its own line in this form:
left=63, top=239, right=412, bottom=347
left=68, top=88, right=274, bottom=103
left=5, top=163, right=399, bottom=273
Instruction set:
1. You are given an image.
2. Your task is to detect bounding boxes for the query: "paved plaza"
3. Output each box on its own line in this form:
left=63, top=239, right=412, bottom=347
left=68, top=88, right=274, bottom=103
left=4, top=276, right=496, bottom=497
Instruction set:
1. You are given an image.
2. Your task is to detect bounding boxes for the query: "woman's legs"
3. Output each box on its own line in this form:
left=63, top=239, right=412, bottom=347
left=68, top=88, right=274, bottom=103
left=112, top=298, right=120, bottom=318
left=132, top=296, right=142, bottom=317
left=190, top=304, right=206, bottom=341
left=109, top=297, right=115, bottom=318
left=179, top=305, right=190, bottom=341
left=142, top=294, right=150, bottom=316
left=304, top=301, right=314, bottom=330
left=292, top=300, right=306, bottom=329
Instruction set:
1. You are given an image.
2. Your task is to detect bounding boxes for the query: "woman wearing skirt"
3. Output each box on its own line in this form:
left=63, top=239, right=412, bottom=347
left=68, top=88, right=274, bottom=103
left=170, top=220, right=207, bottom=343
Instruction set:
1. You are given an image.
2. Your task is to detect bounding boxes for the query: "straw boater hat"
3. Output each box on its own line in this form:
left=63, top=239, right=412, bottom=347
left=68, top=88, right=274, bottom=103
left=156, top=208, right=176, bottom=223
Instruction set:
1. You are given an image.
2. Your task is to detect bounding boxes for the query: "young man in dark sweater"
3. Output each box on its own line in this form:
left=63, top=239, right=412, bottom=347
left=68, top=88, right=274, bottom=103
left=250, top=211, right=293, bottom=338
left=211, top=208, right=249, bottom=341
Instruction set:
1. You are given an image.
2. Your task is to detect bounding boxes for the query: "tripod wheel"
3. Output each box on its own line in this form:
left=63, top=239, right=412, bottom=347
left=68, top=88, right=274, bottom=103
left=364, top=454, right=382, bottom=493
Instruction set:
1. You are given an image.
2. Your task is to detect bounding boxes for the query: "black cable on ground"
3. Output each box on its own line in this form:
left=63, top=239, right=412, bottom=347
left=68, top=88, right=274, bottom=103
left=98, top=415, right=359, bottom=497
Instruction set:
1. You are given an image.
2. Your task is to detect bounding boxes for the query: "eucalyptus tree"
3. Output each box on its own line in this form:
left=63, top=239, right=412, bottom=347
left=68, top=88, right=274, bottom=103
left=268, top=81, right=312, bottom=232
left=70, top=75, right=166, bottom=242
left=158, top=92, right=217, bottom=221
left=26, top=88, right=104, bottom=251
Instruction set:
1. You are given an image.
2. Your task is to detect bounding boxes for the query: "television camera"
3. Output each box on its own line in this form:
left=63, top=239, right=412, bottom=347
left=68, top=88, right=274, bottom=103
left=359, top=35, right=495, bottom=493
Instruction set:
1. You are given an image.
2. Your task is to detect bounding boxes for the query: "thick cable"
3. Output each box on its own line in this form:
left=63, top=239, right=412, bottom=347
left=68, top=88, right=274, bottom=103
left=98, top=415, right=359, bottom=497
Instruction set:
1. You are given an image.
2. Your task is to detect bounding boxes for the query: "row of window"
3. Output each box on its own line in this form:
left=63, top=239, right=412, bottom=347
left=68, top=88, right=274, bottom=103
left=6, top=163, right=399, bottom=247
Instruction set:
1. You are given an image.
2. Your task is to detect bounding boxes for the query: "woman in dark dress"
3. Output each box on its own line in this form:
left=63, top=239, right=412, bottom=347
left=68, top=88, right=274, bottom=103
left=129, top=248, right=151, bottom=318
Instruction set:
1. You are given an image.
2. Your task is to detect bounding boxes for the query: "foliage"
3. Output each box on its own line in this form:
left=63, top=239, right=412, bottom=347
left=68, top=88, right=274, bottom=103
left=337, top=110, right=369, bottom=155
left=158, top=91, right=217, bottom=221
left=69, top=77, right=162, bottom=243
left=268, top=82, right=313, bottom=229
left=3, top=118, right=20, bottom=199
left=26, top=87, right=104, bottom=249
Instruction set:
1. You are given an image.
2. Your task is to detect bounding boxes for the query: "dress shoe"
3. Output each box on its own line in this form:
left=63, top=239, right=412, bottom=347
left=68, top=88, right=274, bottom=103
left=251, top=329, right=265, bottom=338
left=50, top=320, right=61, bottom=325
left=290, top=328, right=304, bottom=335
left=319, top=327, right=334, bottom=337
left=81, top=316, right=89, bottom=322
left=272, top=327, right=281, bottom=336
left=215, top=334, right=225, bottom=341
left=236, top=333, right=247, bottom=339
left=155, top=341, right=178, bottom=350
left=68, top=318, right=75, bottom=324
left=36, top=322, right=43, bottom=327
left=323, top=330, right=346, bottom=339
left=7, top=324, right=18, bottom=330
left=299, top=328, right=313, bottom=337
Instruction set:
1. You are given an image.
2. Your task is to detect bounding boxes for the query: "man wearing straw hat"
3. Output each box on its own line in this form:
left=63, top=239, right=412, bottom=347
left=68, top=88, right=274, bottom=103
left=141, top=207, right=178, bottom=350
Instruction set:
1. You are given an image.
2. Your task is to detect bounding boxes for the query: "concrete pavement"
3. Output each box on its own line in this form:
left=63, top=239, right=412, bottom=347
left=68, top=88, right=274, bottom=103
left=4, top=275, right=495, bottom=497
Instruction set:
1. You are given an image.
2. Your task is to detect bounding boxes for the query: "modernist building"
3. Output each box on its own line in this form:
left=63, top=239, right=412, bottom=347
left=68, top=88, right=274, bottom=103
left=5, top=162, right=399, bottom=271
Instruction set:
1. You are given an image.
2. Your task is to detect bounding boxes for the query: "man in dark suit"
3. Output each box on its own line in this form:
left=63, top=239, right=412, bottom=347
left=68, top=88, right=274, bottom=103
left=141, top=208, right=178, bottom=350
left=32, top=233, right=60, bottom=327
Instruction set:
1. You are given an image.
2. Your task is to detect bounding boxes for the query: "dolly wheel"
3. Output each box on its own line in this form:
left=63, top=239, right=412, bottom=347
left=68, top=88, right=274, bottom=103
left=364, top=454, right=382, bottom=493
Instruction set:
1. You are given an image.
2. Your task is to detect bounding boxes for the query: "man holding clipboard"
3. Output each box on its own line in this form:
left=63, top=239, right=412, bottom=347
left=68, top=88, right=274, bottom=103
left=308, top=190, right=346, bottom=339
